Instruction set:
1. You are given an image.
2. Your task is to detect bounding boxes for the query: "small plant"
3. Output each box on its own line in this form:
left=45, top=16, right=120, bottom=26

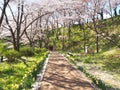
left=4, top=49, right=20, bottom=63
left=35, top=48, right=42, bottom=54
left=40, top=48, right=47, bottom=52
left=20, top=47, right=34, bottom=57
left=0, top=41, right=8, bottom=62
left=83, top=56, right=92, bottom=63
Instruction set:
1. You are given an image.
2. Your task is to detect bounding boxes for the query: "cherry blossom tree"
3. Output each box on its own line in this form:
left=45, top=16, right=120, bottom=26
left=0, top=0, right=10, bottom=27
left=3, top=0, right=52, bottom=51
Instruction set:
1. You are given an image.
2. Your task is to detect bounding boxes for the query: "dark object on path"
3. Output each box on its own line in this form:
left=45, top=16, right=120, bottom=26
left=49, top=46, right=53, bottom=51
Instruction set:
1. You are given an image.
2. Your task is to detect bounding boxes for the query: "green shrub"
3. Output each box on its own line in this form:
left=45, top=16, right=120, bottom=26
left=20, top=47, right=34, bottom=57
left=40, top=48, right=47, bottom=52
left=35, top=48, right=47, bottom=54
left=83, top=56, right=92, bottom=63
left=35, top=48, right=42, bottom=54
left=4, top=50, right=20, bottom=62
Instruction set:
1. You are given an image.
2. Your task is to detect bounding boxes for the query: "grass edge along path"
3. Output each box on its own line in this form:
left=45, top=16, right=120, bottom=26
left=18, top=52, right=49, bottom=90
left=66, top=53, right=120, bottom=90
left=0, top=51, right=49, bottom=90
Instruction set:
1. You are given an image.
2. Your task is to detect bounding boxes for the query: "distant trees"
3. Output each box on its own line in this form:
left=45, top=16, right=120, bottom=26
left=0, top=0, right=119, bottom=52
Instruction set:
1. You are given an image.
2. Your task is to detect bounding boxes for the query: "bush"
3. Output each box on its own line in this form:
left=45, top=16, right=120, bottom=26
left=83, top=56, right=92, bottom=63
left=4, top=50, right=20, bottom=62
left=40, top=48, right=47, bottom=52
left=35, top=48, right=42, bottom=54
left=20, top=47, right=34, bottom=57
left=35, top=48, right=47, bottom=54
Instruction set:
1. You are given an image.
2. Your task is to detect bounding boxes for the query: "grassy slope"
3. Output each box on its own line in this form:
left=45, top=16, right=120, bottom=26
left=49, top=16, right=120, bottom=53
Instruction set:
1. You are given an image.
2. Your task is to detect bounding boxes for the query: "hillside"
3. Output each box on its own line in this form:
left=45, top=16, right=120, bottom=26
left=48, top=16, right=120, bottom=53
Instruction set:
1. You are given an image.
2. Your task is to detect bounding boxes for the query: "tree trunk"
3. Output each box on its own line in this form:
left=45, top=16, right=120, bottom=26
left=114, top=7, right=117, bottom=16
left=0, top=0, right=10, bottom=27
left=62, top=29, right=65, bottom=51
left=30, top=41, right=34, bottom=47
left=56, top=21, right=59, bottom=40
left=68, top=24, right=71, bottom=40
left=62, top=37, right=65, bottom=51
left=39, top=40, right=42, bottom=48
left=79, top=20, right=86, bottom=53
left=79, top=19, right=83, bottom=30
left=83, top=29, right=86, bottom=53
left=1, top=56, right=3, bottom=62
left=92, top=17, right=99, bottom=53
left=100, top=10, right=104, bottom=20
left=16, top=36, right=20, bottom=51
left=108, top=0, right=114, bottom=21
left=96, top=34, right=99, bottom=53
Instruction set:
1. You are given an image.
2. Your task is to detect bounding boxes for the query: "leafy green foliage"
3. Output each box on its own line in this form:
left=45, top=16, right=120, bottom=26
left=18, top=57, right=46, bottom=90
left=35, top=48, right=47, bottom=54
left=35, top=48, right=42, bottom=54
left=0, top=41, right=7, bottom=55
left=4, top=49, right=20, bottom=62
left=102, top=56, right=120, bottom=73
left=0, top=50, right=48, bottom=90
left=83, top=56, right=92, bottom=63
left=20, top=47, right=34, bottom=57
left=0, top=41, right=8, bottom=62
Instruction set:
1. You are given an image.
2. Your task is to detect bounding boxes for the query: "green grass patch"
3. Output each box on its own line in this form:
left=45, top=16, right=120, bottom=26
left=0, top=51, right=48, bottom=90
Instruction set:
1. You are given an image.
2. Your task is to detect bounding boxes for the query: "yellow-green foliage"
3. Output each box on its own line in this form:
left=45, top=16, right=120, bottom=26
left=0, top=51, right=47, bottom=90
left=103, top=48, right=120, bottom=56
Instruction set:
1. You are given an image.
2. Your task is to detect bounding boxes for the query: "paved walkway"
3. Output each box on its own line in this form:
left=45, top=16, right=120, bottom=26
left=40, top=52, right=96, bottom=90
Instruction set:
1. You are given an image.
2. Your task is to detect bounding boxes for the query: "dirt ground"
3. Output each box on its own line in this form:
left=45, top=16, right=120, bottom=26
left=40, top=52, right=96, bottom=90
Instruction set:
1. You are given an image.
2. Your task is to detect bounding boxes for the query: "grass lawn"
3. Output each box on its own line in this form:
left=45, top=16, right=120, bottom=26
left=0, top=51, right=48, bottom=90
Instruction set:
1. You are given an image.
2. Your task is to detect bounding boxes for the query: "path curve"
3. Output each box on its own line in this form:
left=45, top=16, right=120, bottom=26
left=40, top=52, right=96, bottom=90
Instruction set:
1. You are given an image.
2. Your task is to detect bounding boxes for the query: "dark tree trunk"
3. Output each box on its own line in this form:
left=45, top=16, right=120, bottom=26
left=96, top=34, right=99, bottom=53
left=79, top=19, right=83, bottom=30
left=62, top=36, right=65, bottom=51
left=16, top=36, right=20, bottom=51
left=100, top=11, right=104, bottom=20
left=114, top=7, right=117, bottom=16
left=0, top=0, right=10, bottom=27
left=1, top=56, right=3, bottom=62
left=56, top=29, right=59, bottom=40
left=39, top=40, right=42, bottom=48
left=79, top=20, right=86, bottom=53
left=92, top=17, right=99, bottom=53
left=13, top=40, right=20, bottom=51
left=30, top=41, right=34, bottom=47
left=83, top=29, right=86, bottom=53
left=55, top=21, right=59, bottom=40
left=68, top=24, right=71, bottom=40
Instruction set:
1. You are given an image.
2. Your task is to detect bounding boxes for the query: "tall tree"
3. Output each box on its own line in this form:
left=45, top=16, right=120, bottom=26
left=4, top=0, right=51, bottom=51
left=0, top=0, right=10, bottom=27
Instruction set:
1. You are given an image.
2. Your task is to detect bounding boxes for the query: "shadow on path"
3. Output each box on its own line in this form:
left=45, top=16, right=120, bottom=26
left=40, top=52, right=96, bottom=90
